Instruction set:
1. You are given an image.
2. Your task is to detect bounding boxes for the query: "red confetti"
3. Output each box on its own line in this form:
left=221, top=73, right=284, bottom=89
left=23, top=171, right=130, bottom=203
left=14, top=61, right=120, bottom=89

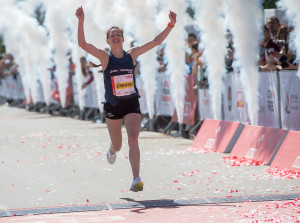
left=267, top=167, right=300, bottom=179
left=86, top=199, right=89, bottom=202
left=73, top=169, right=76, bottom=173
left=20, top=141, right=24, bottom=144
left=125, top=155, right=128, bottom=159
left=173, top=180, right=178, bottom=183
left=222, top=156, right=266, bottom=166
left=45, top=189, right=50, bottom=192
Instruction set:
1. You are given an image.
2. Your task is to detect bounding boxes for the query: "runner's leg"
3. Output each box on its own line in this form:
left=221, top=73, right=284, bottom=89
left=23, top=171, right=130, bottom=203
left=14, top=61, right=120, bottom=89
left=124, top=113, right=141, bottom=179
left=106, top=118, right=123, bottom=152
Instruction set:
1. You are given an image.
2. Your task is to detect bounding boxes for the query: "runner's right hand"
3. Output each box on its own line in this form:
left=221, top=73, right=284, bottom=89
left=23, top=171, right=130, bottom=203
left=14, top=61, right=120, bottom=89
left=75, top=6, right=84, bottom=21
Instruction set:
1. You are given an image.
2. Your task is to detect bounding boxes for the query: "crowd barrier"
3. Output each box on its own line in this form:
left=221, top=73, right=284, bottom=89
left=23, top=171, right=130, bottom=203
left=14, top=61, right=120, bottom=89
left=191, top=119, right=244, bottom=153
left=229, top=125, right=287, bottom=165
left=271, top=131, right=300, bottom=171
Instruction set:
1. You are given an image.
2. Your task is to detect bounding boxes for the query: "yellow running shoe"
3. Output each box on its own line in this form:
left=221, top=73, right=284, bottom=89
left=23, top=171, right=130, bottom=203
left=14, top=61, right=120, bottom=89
left=130, top=177, right=143, bottom=192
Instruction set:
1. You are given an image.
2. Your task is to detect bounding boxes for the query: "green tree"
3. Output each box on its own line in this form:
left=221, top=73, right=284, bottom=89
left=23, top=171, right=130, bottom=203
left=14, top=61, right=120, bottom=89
left=263, top=0, right=279, bottom=9
left=34, top=4, right=45, bottom=26
left=0, top=36, right=5, bottom=54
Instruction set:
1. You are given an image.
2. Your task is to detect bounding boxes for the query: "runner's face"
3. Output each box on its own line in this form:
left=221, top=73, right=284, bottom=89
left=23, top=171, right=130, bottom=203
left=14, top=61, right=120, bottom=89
left=107, top=29, right=124, bottom=46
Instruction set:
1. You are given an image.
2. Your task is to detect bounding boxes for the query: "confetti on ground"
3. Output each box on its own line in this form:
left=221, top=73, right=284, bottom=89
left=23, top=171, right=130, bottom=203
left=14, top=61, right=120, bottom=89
left=222, top=156, right=266, bottom=166
left=241, top=198, right=300, bottom=222
left=266, top=167, right=300, bottom=179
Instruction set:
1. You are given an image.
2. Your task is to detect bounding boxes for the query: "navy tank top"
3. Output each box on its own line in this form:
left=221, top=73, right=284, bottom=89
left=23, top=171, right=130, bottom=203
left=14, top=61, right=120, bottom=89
left=103, top=51, right=139, bottom=107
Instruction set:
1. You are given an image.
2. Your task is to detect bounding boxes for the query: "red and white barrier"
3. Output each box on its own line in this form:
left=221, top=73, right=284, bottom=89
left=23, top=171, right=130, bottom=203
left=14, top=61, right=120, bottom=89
left=191, top=119, right=244, bottom=153
left=230, top=125, right=287, bottom=164
left=271, top=131, right=300, bottom=171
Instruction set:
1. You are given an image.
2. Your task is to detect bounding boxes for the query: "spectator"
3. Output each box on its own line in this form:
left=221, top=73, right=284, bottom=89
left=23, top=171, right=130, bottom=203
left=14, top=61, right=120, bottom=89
left=259, top=25, right=282, bottom=71
left=266, top=16, right=281, bottom=40
left=185, top=33, right=199, bottom=74
left=67, top=52, right=76, bottom=107
left=157, top=45, right=167, bottom=73
left=275, top=25, right=298, bottom=70
left=80, top=56, right=94, bottom=89
left=225, top=31, right=234, bottom=72
left=187, top=33, right=198, bottom=48
left=191, top=42, right=207, bottom=89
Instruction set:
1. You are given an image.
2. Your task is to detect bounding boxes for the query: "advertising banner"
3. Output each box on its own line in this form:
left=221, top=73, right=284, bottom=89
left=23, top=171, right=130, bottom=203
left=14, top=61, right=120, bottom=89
left=257, top=71, right=279, bottom=128
left=280, top=70, right=300, bottom=130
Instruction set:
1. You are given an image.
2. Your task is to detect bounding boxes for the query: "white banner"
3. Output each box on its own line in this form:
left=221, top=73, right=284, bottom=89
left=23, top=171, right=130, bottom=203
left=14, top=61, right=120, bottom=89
left=82, top=74, right=96, bottom=108
left=72, top=75, right=79, bottom=106
left=15, top=74, right=24, bottom=100
left=36, top=79, right=45, bottom=103
left=223, top=73, right=236, bottom=121
left=233, top=72, right=250, bottom=124
left=5, top=75, right=13, bottom=99
left=136, top=75, right=148, bottom=115
left=155, top=73, right=174, bottom=116
left=223, top=72, right=250, bottom=123
left=197, top=88, right=213, bottom=120
left=257, top=71, right=279, bottom=128
left=280, top=70, right=300, bottom=130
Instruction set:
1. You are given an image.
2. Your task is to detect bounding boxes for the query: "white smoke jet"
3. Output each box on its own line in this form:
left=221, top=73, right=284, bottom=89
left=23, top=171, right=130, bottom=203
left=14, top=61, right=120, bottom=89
left=116, top=0, right=158, bottom=119
left=44, top=1, right=72, bottom=108
left=76, top=0, right=109, bottom=111
left=18, top=0, right=52, bottom=105
left=191, top=0, right=227, bottom=120
left=0, top=1, right=29, bottom=102
left=158, top=0, right=187, bottom=124
left=0, top=0, right=51, bottom=105
left=224, top=0, right=263, bottom=125
left=277, top=0, right=300, bottom=78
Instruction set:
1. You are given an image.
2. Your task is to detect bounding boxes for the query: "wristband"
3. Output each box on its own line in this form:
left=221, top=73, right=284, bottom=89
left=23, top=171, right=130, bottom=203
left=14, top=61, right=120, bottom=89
left=168, top=22, right=174, bottom=28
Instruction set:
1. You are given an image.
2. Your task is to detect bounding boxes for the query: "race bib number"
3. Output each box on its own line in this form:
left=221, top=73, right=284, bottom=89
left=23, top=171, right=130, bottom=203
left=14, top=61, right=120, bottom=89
left=111, top=74, right=136, bottom=97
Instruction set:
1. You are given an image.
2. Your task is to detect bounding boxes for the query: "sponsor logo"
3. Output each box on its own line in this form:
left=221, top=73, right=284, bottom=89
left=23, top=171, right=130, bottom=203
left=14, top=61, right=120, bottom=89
left=245, top=148, right=257, bottom=159
left=237, top=92, right=244, bottom=108
left=184, top=102, right=191, bottom=117
left=215, top=126, right=221, bottom=137
left=228, top=86, right=232, bottom=111
left=257, top=134, right=264, bottom=147
left=292, top=156, right=300, bottom=169
left=107, top=112, right=114, bottom=118
left=204, top=138, right=215, bottom=149
left=285, top=90, right=291, bottom=114
left=116, top=82, right=134, bottom=89
left=267, top=90, right=274, bottom=112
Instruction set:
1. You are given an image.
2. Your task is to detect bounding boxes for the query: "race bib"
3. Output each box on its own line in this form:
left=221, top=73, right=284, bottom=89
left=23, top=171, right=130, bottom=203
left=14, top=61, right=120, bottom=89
left=111, top=74, right=136, bottom=97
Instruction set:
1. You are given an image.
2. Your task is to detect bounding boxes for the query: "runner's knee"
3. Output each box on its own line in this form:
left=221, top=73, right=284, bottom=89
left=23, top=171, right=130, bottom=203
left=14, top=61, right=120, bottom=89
left=128, top=137, right=138, bottom=149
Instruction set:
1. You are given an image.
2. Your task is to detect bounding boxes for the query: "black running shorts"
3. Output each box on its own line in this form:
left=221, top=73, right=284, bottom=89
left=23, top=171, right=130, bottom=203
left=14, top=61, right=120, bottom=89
left=104, top=96, right=141, bottom=120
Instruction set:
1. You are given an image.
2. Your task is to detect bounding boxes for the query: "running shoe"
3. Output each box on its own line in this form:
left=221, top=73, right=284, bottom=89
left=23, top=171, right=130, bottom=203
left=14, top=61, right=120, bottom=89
left=130, top=177, right=143, bottom=192
left=106, top=148, right=117, bottom=164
